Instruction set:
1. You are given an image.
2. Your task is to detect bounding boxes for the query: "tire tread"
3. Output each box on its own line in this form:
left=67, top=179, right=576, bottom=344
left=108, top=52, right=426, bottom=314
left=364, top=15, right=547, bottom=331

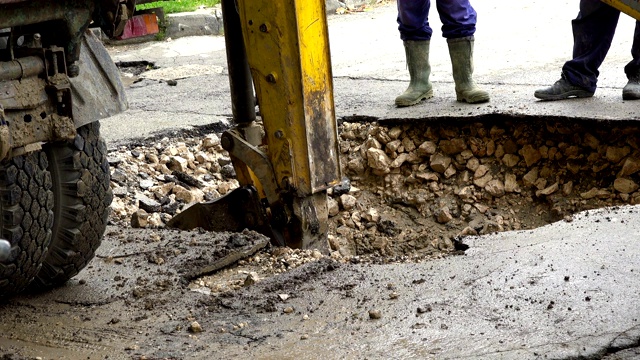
left=0, top=152, right=53, bottom=296
left=33, top=122, right=112, bottom=288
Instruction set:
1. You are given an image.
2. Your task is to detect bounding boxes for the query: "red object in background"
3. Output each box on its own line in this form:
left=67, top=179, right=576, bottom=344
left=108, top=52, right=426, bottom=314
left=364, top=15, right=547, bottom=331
left=117, top=14, right=159, bottom=40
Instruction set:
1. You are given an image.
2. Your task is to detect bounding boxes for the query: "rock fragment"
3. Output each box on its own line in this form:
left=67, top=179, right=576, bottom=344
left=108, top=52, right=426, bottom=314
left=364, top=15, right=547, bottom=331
left=188, top=321, right=203, bottom=333
left=131, top=209, right=149, bottom=228
left=614, top=178, right=639, bottom=194
left=368, top=310, right=382, bottom=320
left=430, top=154, right=451, bottom=173
left=340, top=194, right=357, bottom=211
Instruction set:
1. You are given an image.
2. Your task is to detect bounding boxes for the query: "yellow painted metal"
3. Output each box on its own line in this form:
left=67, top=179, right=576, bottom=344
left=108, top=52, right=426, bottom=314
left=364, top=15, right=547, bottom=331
left=235, top=0, right=341, bottom=197
left=602, top=0, right=640, bottom=20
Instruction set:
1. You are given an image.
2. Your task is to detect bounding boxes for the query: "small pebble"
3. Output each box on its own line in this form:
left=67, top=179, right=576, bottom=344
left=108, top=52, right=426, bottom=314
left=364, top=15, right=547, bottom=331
left=369, top=309, right=382, bottom=320
left=189, top=321, right=203, bottom=333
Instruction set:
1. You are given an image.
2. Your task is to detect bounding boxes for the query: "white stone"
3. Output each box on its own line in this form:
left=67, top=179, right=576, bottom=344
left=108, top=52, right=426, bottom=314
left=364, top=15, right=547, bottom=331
left=485, top=179, right=505, bottom=197
left=363, top=208, right=380, bottom=223
left=504, top=173, right=520, bottom=193
left=340, top=194, right=357, bottom=211
left=168, top=156, right=188, bottom=172
left=327, top=197, right=340, bottom=217
left=366, top=148, right=392, bottom=173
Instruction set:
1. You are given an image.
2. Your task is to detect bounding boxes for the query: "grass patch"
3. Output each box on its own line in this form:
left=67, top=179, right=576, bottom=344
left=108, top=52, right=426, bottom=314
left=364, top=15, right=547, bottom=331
left=136, top=0, right=220, bottom=14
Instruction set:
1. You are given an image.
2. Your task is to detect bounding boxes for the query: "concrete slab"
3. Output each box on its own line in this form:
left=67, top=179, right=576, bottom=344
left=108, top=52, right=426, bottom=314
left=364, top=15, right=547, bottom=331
left=158, top=0, right=379, bottom=40
left=221, top=205, right=640, bottom=360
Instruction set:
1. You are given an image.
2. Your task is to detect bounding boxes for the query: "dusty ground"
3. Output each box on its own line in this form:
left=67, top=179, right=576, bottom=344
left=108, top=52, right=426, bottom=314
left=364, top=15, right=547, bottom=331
left=0, top=225, right=366, bottom=359
left=1, top=114, right=639, bottom=359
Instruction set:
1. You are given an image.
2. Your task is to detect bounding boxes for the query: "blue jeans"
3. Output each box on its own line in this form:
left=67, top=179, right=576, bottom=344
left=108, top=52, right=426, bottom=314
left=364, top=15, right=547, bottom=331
left=397, top=0, right=477, bottom=41
left=563, top=0, right=640, bottom=92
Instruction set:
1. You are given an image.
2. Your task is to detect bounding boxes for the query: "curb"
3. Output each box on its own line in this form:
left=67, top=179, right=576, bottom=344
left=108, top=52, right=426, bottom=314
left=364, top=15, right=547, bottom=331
left=165, top=8, right=224, bottom=39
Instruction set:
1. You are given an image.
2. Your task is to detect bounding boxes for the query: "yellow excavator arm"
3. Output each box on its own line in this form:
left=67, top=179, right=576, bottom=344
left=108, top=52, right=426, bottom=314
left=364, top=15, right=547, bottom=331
left=167, top=0, right=341, bottom=252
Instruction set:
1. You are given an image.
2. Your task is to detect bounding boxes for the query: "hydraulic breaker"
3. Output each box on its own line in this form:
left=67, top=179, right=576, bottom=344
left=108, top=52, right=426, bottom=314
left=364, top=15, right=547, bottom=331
left=167, top=0, right=342, bottom=251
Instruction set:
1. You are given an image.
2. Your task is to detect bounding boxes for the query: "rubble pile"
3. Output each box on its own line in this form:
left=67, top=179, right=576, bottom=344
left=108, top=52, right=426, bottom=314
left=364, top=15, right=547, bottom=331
left=107, top=118, right=640, bottom=263
left=107, top=133, right=240, bottom=227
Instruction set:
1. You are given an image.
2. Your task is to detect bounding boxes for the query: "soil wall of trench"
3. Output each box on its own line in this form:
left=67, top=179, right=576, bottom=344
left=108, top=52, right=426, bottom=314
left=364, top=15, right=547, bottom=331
left=330, top=116, right=640, bottom=260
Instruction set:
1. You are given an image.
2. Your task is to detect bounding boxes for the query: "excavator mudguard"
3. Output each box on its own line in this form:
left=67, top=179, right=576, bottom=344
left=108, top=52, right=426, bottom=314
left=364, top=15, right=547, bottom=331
left=70, top=30, right=129, bottom=129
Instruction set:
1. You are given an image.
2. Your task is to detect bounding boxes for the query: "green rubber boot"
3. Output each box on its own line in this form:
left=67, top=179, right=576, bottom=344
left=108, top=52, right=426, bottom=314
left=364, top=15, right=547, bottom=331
left=447, top=36, right=490, bottom=104
left=395, top=40, right=433, bottom=107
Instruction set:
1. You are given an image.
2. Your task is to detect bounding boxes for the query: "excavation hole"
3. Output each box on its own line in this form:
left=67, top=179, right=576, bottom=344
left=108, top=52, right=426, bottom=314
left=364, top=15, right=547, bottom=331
left=331, top=115, right=640, bottom=261
left=107, top=115, right=640, bottom=293
left=115, top=60, right=159, bottom=76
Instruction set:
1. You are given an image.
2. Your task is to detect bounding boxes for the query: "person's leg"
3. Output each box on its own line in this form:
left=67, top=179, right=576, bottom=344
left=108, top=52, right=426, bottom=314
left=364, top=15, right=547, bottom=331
left=562, top=0, right=620, bottom=92
left=622, top=21, right=640, bottom=100
left=435, top=0, right=476, bottom=39
left=397, top=0, right=432, bottom=41
left=535, top=0, right=619, bottom=100
left=395, top=0, right=434, bottom=107
left=436, top=0, right=489, bottom=103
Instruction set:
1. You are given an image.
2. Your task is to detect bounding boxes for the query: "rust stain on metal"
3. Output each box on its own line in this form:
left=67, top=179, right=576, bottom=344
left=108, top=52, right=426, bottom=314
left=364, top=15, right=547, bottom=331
left=272, top=139, right=294, bottom=180
left=305, top=89, right=340, bottom=190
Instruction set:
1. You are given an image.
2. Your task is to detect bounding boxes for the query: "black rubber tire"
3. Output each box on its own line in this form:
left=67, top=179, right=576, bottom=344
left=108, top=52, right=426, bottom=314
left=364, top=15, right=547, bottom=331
left=0, top=151, right=54, bottom=296
left=32, top=122, right=112, bottom=289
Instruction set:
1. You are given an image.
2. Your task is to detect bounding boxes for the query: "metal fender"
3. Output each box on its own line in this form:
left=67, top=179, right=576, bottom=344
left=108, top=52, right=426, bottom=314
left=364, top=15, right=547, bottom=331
left=70, top=30, right=128, bottom=128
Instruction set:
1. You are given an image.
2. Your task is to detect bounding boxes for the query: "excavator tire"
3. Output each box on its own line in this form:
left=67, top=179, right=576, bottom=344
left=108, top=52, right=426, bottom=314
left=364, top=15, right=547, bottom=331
left=0, top=151, right=54, bottom=297
left=32, top=122, right=112, bottom=289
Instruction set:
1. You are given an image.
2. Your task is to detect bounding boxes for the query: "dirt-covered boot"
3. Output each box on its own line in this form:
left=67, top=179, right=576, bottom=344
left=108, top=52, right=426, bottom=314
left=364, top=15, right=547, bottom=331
left=534, top=77, right=594, bottom=100
left=395, top=40, right=433, bottom=107
left=447, top=36, right=490, bottom=104
left=623, top=76, right=640, bottom=100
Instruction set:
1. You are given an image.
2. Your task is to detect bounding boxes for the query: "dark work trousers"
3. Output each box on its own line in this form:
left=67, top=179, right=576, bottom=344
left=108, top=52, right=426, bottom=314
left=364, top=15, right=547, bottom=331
left=397, top=0, right=477, bottom=41
left=563, top=0, right=640, bottom=92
